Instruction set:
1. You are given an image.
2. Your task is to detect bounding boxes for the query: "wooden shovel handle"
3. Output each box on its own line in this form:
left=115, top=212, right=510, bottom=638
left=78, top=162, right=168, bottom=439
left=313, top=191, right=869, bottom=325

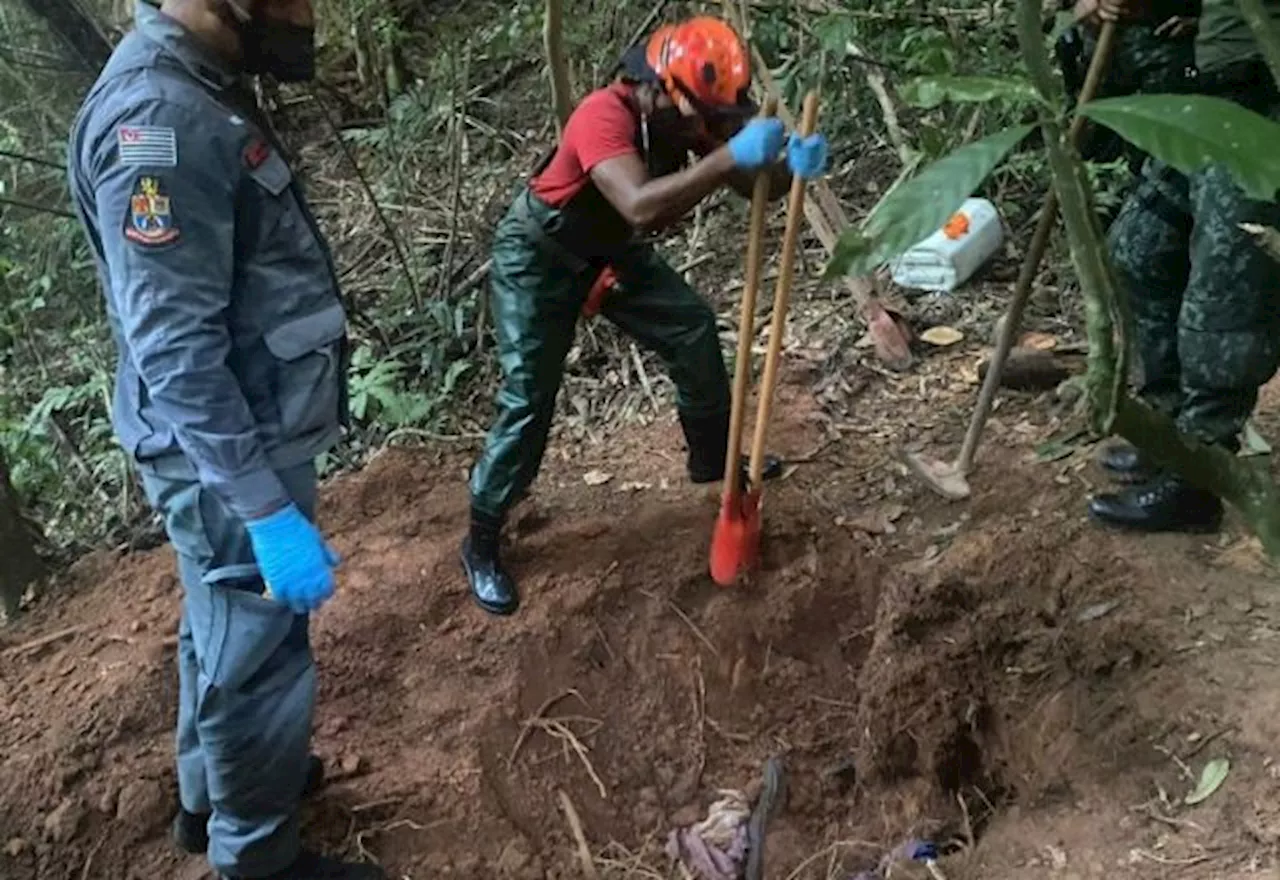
left=748, top=90, right=819, bottom=484
left=722, top=97, right=777, bottom=501
left=954, top=20, right=1118, bottom=473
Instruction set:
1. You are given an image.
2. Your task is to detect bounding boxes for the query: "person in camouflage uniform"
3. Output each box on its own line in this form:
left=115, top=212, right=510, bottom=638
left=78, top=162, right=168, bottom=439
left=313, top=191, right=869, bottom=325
left=1056, top=0, right=1199, bottom=182
left=1089, top=0, right=1280, bottom=533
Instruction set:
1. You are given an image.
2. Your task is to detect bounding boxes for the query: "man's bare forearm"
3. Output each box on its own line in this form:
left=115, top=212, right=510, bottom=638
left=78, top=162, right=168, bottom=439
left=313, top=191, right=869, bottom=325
left=626, top=147, right=738, bottom=230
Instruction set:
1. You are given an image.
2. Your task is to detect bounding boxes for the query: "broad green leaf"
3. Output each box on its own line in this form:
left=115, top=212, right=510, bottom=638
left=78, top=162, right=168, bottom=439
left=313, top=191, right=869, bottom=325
left=900, top=76, right=1044, bottom=110
left=823, top=124, right=1035, bottom=280
left=1080, top=95, right=1280, bottom=200
left=1184, top=757, right=1229, bottom=805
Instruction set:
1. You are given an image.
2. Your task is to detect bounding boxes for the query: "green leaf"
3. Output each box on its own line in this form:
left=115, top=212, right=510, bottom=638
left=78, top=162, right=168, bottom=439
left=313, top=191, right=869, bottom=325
left=1051, top=10, right=1077, bottom=40
left=1080, top=95, right=1280, bottom=200
left=900, top=76, right=1044, bottom=110
left=1184, top=757, right=1229, bottom=805
left=1035, top=427, right=1088, bottom=462
left=823, top=124, right=1035, bottom=280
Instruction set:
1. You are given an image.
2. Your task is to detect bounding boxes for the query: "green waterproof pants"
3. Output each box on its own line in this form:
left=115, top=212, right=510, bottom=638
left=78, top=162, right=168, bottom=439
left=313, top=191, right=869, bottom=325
left=469, top=189, right=731, bottom=520
left=1107, top=88, right=1280, bottom=448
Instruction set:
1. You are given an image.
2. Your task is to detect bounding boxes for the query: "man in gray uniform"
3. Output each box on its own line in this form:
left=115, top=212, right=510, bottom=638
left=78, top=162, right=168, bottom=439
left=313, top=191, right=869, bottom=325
left=67, top=2, right=384, bottom=878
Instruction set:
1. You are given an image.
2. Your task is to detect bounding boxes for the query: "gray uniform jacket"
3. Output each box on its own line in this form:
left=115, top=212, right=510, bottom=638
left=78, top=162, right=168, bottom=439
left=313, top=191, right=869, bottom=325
left=67, top=2, right=347, bottom=521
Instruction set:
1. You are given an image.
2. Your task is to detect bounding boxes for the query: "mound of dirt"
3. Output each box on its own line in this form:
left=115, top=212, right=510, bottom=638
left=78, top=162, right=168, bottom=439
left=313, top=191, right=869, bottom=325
left=0, top=396, right=1200, bottom=879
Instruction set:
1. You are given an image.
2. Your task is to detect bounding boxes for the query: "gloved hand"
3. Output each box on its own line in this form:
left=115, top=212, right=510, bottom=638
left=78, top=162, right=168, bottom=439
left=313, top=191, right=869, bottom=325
left=727, top=117, right=786, bottom=170
left=787, top=132, right=828, bottom=179
left=245, top=504, right=339, bottom=614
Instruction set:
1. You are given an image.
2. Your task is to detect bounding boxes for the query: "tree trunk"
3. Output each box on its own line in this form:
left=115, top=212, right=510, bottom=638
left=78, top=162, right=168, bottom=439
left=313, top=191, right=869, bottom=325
left=0, top=453, right=45, bottom=620
left=544, top=0, right=572, bottom=131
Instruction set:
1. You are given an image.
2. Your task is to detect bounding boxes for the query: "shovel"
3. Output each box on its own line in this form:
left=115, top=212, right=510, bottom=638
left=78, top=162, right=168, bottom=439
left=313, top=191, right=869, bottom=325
left=905, top=20, right=1119, bottom=500
left=711, top=90, right=819, bottom=585
left=709, top=97, right=776, bottom=586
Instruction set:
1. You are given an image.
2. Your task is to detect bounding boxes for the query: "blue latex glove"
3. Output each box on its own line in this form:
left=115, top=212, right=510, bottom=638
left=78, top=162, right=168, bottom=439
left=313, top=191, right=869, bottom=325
left=727, top=117, right=785, bottom=169
left=245, top=504, right=339, bottom=614
left=787, top=132, right=828, bottom=179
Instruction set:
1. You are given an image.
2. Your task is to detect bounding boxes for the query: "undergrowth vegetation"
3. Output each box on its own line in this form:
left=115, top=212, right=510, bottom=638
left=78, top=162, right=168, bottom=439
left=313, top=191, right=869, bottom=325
left=0, top=0, right=1116, bottom=558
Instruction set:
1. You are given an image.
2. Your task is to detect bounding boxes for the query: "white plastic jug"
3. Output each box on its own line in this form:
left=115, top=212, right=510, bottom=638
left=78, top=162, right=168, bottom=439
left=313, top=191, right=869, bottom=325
left=889, top=197, right=1003, bottom=293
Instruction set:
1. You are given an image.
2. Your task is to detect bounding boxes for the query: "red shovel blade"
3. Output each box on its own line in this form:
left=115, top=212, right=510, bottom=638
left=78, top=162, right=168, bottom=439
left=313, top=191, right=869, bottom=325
left=709, top=488, right=762, bottom=586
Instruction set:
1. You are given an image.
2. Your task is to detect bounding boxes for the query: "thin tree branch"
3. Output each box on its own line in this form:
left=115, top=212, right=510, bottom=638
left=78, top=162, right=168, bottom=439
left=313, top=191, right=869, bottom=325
left=544, top=0, right=572, bottom=129
left=0, top=195, right=74, bottom=218
left=0, top=149, right=63, bottom=170
left=0, top=43, right=83, bottom=72
left=624, top=0, right=670, bottom=50
left=310, top=86, right=420, bottom=307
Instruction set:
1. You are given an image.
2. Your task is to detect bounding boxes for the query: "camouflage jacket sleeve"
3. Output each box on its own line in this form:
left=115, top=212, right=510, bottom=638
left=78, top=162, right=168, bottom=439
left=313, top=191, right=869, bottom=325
left=83, top=98, right=289, bottom=521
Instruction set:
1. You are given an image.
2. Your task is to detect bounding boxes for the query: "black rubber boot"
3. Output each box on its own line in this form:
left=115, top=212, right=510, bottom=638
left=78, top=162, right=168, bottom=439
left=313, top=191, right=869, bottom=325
left=679, top=410, right=784, bottom=485
left=221, top=850, right=387, bottom=879
left=1088, top=472, right=1223, bottom=533
left=461, top=509, right=519, bottom=616
left=174, top=755, right=326, bottom=854
left=1098, top=443, right=1156, bottom=484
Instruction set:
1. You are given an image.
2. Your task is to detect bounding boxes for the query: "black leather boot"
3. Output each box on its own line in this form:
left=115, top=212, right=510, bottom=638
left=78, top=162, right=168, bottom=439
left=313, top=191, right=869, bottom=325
left=679, top=409, right=783, bottom=485
left=174, top=755, right=326, bottom=854
left=222, top=850, right=387, bottom=879
left=1088, top=472, right=1223, bottom=533
left=461, top=509, right=519, bottom=615
left=1098, top=443, right=1155, bottom=483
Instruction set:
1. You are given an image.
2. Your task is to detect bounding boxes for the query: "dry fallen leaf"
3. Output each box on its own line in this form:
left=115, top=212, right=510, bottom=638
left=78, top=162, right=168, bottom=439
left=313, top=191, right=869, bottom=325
left=845, top=511, right=896, bottom=535
left=1021, top=331, right=1058, bottom=350
left=920, top=325, right=964, bottom=346
left=582, top=470, right=612, bottom=486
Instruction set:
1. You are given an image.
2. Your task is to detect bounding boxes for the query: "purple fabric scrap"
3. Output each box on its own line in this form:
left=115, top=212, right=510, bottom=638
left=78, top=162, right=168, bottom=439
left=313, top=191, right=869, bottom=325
left=666, top=823, right=748, bottom=880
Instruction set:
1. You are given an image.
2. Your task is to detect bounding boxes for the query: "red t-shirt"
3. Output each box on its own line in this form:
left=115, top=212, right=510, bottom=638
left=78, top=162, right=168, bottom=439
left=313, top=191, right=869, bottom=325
left=530, top=83, right=639, bottom=208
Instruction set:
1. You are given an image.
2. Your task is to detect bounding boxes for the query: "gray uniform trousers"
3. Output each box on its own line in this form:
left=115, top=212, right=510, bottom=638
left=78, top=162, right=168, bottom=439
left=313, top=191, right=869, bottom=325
left=140, top=461, right=317, bottom=878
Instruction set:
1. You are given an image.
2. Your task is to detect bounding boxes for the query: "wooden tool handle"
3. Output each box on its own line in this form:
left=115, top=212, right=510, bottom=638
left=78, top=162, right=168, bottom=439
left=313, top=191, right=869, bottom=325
left=722, top=96, right=777, bottom=501
left=1072, top=21, right=1117, bottom=132
left=954, top=20, right=1118, bottom=473
left=747, top=90, right=819, bottom=484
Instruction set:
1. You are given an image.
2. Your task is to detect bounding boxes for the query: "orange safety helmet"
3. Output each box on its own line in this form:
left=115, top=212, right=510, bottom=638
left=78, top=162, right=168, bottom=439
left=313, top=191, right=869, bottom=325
left=645, top=16, right=753, bottom=117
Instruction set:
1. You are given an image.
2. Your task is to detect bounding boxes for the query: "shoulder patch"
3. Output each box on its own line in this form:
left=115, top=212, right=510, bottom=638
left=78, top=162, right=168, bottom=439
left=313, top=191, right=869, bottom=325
left=117, top=125, right=177, bottom=167
left=123, top=176, right=180, bottom=246
left=243, top=139, right=270, bottom=169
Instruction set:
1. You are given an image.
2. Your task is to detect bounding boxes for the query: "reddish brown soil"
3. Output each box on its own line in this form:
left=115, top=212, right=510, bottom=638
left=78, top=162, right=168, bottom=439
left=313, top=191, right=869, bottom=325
left=3, top=360, right=1280, bottom=880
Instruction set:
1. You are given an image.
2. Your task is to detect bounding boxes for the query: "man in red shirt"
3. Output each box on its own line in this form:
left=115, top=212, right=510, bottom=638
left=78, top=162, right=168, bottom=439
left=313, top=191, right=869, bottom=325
left=463, top=16, right=829, bottom=615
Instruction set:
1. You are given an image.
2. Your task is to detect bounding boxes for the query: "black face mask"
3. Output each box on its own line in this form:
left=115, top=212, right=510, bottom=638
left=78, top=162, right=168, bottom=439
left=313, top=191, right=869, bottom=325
left=647, top=105, right=701, bottom=149
left=229, top=2, right=317, bottom=82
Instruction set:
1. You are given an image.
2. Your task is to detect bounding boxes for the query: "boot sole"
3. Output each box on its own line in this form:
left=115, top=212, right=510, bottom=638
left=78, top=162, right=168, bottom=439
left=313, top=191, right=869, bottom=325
left=459, top=552, right=519, bottom=616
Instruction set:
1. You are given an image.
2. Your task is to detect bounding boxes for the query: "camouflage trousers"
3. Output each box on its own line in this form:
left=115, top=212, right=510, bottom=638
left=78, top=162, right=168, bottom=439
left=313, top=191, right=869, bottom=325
left=1080, top=24, right=1196, bottom=96
left=1107, top=96, right=1280, bottom=449
left=1070, top=24, right=1197, bottom=169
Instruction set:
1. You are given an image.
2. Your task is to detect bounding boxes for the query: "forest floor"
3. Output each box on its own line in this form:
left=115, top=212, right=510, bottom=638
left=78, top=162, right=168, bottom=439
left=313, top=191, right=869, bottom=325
left=3, top=276, right=1280, bottom=879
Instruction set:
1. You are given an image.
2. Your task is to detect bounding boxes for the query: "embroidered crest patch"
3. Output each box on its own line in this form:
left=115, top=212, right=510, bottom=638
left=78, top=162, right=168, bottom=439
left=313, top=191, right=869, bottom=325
left=123, top=176, right=179, bottom=246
